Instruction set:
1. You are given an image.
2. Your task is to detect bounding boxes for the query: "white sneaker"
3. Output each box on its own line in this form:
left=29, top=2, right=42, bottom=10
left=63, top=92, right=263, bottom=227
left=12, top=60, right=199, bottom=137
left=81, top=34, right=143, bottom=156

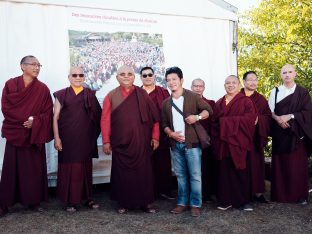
left=217, top=205, right=232, bottom=211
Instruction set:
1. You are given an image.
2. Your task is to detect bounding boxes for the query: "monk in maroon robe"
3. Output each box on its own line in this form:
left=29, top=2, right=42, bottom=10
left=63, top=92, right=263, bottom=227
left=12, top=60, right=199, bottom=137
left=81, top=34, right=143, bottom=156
left=191, top=78, right=216, bottom=201
left=269, top=64, right=312, bottom=204
left=241, top=71, right=271, bottom=203
left=140, top=66, right=174, bottom=200
left=0, top=55, right=53, bottom=216
left=53, top=67, right=101, bottom=212
left=101, top=65, right=160, bottom=214
left=211, top=75, right=256, bottom=211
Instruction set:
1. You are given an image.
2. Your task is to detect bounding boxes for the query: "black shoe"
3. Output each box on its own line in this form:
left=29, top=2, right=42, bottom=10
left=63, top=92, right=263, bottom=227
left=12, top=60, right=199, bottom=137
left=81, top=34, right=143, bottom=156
left=297, top=199, right=308, bottom=206
left=0, top=207, right=8, bottom=217
left=241, top=203, right=254, bottom=211
left=254, top=195, right=269, bottom=203
left=160, top=193, right=176, bottom=200
left=203, top=195, right=215, bottom=203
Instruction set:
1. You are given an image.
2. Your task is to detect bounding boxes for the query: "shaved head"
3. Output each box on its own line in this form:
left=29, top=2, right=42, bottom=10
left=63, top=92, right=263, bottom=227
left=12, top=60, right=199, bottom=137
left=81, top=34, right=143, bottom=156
left=225, top=75, right=239, bottom=83
left=69, top=66, right=83, bottom=76
left=117, top=65, right=134, bottom=75
left=281, top=64, right=296, bottom=75
left=192, top=78, right=205, bottom=86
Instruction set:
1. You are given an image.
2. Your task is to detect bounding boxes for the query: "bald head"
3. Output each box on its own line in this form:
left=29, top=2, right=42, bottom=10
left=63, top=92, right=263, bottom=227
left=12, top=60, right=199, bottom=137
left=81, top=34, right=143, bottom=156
left=280, top=64, right=296, bottom=86
left=68, top=66, right=85, bottom=88
left=225, top=75, right=239, bottom=82
left=116, top=65, right=135, bottom=88
left=191, top=78, right=205, bottom=96
left=192, top=78, right=205, bottom=87
left=224, top=75, right=240, bottom=95
left=69, top=66, right=83, bottom=76
left=281, top=64, right=296, bottom=75
left=117, top=65, right=135, bottom=76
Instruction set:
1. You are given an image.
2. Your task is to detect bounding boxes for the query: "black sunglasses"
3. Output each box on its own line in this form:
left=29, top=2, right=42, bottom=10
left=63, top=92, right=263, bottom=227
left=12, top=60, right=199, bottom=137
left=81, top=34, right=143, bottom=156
left=142, top=73, right=153, bottom=78
left=72, top=74, right=84, bottom=78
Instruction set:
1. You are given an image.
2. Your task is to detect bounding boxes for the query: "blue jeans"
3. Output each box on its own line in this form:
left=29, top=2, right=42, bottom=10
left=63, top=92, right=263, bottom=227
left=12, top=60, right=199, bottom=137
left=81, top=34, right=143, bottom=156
left=171, top=143, right=202, bottom=207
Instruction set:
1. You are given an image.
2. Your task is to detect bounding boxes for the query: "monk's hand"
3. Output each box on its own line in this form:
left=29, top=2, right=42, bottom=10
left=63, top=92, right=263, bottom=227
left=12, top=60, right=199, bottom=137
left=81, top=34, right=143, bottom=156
left=23, top=116, right=34, bottom=129
left=54, top=137, right=62, bottom=151
left=276, top=115, right=290, bottom=129
left=185, top=115, right=198, bottom=125
left=103, top=143, right=112, bottom=155
left=151, top=139, right=159, bottom=150
left=170, top=131, right=185, bottom=143
left=280, top=114, right=292, bottom=123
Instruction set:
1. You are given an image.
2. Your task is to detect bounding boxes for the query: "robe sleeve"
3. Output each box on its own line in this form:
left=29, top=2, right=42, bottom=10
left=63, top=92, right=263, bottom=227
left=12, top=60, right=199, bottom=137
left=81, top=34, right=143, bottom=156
left=197, top=95, right=213, bottom=116
left=30, top=87, right=53, bottom=144
left=152, top=122, right=160, bottom=141
left=101, top=95, right=111, bottom=144
left=256, top=98, right=272, bottom=149
left=292, top=90, right=312, bottom=140
left=219, top=98, right=256, bottom=149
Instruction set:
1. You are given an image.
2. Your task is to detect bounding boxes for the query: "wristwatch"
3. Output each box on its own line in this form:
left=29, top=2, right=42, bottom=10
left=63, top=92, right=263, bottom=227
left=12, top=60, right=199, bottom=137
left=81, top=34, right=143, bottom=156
left=290, top=114, right=295, bottom=119
left=197, top=115, right=202, bottom=121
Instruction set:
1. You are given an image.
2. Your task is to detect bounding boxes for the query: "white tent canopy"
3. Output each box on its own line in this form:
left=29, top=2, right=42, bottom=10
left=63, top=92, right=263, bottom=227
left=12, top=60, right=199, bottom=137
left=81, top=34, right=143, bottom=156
left=0, top=0, right=238, bottom=181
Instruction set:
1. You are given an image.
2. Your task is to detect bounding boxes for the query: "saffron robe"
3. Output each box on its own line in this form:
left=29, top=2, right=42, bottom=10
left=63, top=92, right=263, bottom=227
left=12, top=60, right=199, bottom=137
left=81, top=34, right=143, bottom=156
left=101, top=86, right=159, bottom=208
left=241, top=89, right=271, bottom=194
left=147, top=86, right=172, bottom=196
left=0, top=76, right=53, bottom=208
left=53, top=87, right=101, bottom=205
left=211, top=92, right=256, bottom=207
left=271, top=85, right=312, bottom=202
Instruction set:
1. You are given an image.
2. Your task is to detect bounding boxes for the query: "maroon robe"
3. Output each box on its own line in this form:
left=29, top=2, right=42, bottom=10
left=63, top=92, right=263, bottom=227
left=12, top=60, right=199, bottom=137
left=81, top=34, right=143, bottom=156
left=0, top=76, right=53, bottom=208
left=271, top=85, right=312, bottom=203
left=241, top=89, right=271, bottom=195
left=147, top=86, right=173, bottom=196
left=109, top=86, right=159, bottom=208
left=211, top=92, right=256, bottom=207
left=53, top=87, right=101, bottom=205
left=200, top=97, right=216, bottom=199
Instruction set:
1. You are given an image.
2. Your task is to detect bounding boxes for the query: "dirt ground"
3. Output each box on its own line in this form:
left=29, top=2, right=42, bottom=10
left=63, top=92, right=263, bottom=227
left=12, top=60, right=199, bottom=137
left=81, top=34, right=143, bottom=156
left=1, top=183, right=312, bottom=234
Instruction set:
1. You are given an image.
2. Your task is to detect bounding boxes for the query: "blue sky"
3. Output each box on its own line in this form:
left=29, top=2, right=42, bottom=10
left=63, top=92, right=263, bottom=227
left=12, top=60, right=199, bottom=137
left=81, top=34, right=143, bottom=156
left=224, top=0, right=260, bottom=12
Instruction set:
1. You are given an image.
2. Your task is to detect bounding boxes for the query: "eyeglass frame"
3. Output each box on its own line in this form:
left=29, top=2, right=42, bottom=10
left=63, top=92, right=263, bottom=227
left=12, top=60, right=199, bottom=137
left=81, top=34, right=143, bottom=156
left=23, top=63, right=42, bottom=68
left=141, top=73, right=154, bottom=78
left=71, top=74, right=84, bottom=78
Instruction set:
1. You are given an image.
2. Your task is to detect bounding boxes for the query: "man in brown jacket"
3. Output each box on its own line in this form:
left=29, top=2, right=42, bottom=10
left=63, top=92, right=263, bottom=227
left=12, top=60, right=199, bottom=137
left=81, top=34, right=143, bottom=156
left=162, top=67, right=213, bottom=217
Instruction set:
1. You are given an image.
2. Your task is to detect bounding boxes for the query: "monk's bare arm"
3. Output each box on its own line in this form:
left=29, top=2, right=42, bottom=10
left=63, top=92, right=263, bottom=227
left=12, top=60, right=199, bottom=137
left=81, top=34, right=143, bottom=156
left=53, top=98, right=62, bottom=151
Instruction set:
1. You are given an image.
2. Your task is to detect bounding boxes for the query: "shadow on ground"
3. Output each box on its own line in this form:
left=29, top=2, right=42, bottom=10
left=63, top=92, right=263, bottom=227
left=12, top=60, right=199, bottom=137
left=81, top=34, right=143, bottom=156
left=1, top=183, right=312, bottom=234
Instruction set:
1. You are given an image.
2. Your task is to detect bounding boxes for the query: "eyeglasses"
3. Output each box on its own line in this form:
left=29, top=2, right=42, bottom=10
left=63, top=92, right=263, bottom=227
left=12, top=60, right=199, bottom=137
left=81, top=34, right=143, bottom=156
left=24, top=63, right=42, bottom=68
left=142, top=73, right=153, bottom=78
left=71, top=74, right=84, bottom=78
left=118, top=72, right=134, bottom=77
left=192, top=85, right=204, bottom=88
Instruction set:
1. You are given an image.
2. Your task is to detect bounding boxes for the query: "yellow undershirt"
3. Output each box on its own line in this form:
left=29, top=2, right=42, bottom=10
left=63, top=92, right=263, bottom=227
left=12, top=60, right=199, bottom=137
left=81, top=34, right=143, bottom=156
left=71, top=85, right=84, bottom=95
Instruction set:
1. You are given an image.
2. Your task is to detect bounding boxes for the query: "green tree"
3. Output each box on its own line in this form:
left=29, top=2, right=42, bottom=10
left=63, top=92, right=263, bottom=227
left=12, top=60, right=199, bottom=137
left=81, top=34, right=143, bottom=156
left=238, top=0, right=312, bottom=97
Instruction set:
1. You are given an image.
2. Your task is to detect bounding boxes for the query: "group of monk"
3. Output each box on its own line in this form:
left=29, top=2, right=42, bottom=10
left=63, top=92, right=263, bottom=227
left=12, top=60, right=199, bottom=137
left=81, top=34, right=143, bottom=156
left=0, top=55, right=311, bottom=218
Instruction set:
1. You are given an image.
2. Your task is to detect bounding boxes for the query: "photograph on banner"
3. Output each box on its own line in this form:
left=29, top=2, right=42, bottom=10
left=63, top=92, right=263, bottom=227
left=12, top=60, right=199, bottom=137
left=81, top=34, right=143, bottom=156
left=68, top=8, right=166, bottom=96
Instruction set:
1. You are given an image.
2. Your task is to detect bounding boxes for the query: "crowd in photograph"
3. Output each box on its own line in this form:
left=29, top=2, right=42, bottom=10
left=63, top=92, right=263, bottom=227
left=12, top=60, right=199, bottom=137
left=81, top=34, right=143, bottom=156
left=70, top=40, right=166, bottom=90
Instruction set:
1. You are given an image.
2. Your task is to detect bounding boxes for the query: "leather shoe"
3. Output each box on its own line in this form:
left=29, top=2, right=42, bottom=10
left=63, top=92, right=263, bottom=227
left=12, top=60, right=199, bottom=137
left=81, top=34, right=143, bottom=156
left=191, top=207, right=200, bottom=217
left=0, top=207, right=8, bottom=217
left=170, top=205, right=188, bottom=214
left=254, top=195, right=268, bottom=203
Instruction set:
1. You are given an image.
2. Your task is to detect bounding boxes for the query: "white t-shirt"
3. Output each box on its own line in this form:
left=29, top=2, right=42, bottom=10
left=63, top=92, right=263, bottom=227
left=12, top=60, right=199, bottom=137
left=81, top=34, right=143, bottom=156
left=268, top=84, right=296, bottom=112
left=172, top=96, right=185, bottom=138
